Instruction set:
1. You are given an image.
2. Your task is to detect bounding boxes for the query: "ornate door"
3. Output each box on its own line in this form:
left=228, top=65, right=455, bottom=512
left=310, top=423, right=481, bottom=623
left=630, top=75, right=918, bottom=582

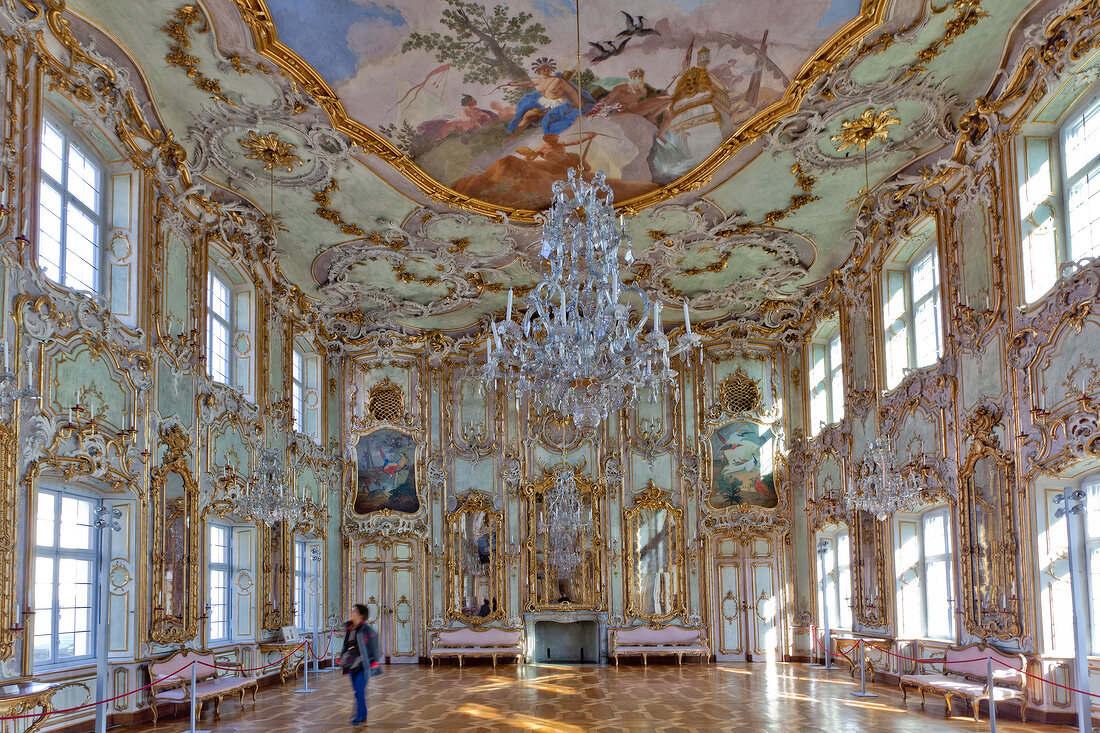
left=352, top=539, right=419, bottom=663
left=713, top=534, right=781, bottom=662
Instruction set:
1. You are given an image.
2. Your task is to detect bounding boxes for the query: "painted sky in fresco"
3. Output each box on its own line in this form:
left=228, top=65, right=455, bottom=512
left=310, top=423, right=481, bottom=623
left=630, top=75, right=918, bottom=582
left=260, top=0, right=862, bottom=208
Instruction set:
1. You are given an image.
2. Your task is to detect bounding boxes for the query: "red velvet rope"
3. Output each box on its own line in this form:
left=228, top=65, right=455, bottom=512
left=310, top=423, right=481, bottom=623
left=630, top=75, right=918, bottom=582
left=0, top=641, right=306, bottom=721
left=808, top=630, right=1100, bottom=701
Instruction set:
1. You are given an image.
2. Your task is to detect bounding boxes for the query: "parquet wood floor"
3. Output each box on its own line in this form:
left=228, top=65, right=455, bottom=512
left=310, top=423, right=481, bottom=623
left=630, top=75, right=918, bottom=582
left=116, top=663, right=1072, bottom=732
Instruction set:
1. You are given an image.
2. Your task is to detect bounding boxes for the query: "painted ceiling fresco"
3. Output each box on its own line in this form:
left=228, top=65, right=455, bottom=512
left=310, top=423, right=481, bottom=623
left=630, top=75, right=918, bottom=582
left=253, top=0, right=866, bottom=211
left=61, top=0, right=1035, bottom=336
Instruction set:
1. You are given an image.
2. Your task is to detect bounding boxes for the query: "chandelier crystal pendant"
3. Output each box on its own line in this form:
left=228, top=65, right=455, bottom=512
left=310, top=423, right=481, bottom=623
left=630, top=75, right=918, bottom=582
left=846, top=434, right=921, bottom=520
left=238, top=448, right=303, bottom=525
left=481, top=169, right=699, bottom=432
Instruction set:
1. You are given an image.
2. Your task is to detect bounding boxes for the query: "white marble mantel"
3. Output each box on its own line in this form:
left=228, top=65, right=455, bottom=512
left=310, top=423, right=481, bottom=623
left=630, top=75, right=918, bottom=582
left=523, top=609, right=608, bottom=663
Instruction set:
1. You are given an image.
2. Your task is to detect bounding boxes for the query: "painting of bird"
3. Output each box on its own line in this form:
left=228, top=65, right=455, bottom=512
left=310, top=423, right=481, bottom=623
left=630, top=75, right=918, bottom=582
left=380, top=451, right=408, bottom=489
left=588, top=37, right=631, bottom=63
left=618, top=12, right=660, bottom=38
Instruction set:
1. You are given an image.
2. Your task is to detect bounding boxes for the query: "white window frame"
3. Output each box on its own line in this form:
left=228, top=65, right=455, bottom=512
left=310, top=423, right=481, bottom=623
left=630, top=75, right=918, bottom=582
left=38, top=117, right=105, bottom=294
left=33, top=488, right=100, bottom=669
left=1038, top=472, right=1100, bottom=654
left=207, top=270, right=234, bottom=386
left=292, top=348, right=305, bottom=435
left=1060, top=94, right=1100, bottom=263
left=208, top=523, right=232, bottom=643
left=291, top=343, right=321, bottom=441
left=882, top=223, right=942, bottom=389
left=816, top=527, right=851, bottom=631
left=808, top=326, right=843, bottom=436
left=894, top=506, right=955, bottom=641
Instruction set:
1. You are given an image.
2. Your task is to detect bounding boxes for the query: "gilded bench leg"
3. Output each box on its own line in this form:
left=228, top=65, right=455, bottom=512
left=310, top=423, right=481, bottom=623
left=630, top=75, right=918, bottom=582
left=677, top=653, right=683, bottom=664
left=614, top=655, right=619, bottom=666
left=971, top=696, right=981, bottom=722
left=492, top=654, right=498, bottom=666
left=918, top=688, right=926, bottom=708
left=1020, top=700, right=1027, bottom=722
left=900, top=682, right=908, bottom=703
left=151, top=702, right=159, bottom=726
left=944, top=694, right=952, bottom=716
left=458, top=655, right=463, bottom=667
left=643, top=654, right=648, bottom=666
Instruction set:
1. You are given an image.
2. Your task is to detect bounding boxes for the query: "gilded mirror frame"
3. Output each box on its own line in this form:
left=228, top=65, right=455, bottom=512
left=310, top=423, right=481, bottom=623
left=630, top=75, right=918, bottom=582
left=445, top=491, right=504, bottom=626
left=149, top=426, right=202, bottom=644
left=958, top=405, right=1022, bottom=638
left=522, top=462, right=604, bottom=611
left=623, top=481, right=686, bottom=625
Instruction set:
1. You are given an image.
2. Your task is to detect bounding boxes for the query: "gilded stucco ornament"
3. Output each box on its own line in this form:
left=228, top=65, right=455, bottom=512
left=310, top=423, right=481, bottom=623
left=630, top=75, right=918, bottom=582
left=186, top=80, right=354, bottom=191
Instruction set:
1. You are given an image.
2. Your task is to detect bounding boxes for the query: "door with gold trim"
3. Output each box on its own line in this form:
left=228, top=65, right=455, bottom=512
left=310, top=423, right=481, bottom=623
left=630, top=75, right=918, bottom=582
left=352, top=539, right=419, bottom=663
left=713, top=535, right=780, bottom=662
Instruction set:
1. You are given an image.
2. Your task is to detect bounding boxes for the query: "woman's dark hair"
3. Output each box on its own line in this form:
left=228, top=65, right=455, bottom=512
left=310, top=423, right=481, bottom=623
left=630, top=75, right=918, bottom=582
left=354, top=603, right=369, bottom=619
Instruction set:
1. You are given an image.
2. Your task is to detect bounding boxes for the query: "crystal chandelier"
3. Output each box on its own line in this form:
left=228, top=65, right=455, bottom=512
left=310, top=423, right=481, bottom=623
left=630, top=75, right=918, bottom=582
left=846, top=434, right=920, bottom=520
left=238, top=448, right=302, bottom=525
left=546, top=467, right=585, bottom=578
left=481, top=169, right=699, bottom=432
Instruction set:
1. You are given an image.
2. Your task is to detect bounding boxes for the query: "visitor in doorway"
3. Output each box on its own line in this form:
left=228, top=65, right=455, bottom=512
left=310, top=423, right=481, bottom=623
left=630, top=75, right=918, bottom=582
left=478, top=599, right=491, bottom=617
left=341, top=603, right=380, bottom=726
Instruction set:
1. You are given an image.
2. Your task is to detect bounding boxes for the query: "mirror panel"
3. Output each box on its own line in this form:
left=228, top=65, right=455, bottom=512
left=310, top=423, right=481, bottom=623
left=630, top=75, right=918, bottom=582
left=524, top=464, right=604, bottom=610
left=445, top=492, right=503, bottom=625
left=959, top=406, right=1021, bottom=638
left=624, top=482, right=685, bottom=623
left=150, top=426, right=201, bottom=644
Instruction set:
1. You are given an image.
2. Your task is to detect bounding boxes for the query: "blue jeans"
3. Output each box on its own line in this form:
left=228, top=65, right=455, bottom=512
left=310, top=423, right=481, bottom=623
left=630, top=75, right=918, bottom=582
left=350, top=667, right=367, bottom=721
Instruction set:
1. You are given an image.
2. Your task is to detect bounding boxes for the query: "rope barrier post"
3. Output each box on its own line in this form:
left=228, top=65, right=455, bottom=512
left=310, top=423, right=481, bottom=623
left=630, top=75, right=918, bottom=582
left=816, top=540, right=833, bottom=671
left=849, top=639, right=877, bottom=698
left=180, top=661, right=210, bottom=733
left=294, top=642, right=316, bottom=694
left=1055, top=486, right=1092, bottom=733
left=987, top=655, right=997, bottom=733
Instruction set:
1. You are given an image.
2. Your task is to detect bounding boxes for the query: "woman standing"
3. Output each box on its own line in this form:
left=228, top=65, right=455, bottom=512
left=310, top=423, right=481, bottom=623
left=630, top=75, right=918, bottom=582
left=341, top=603, right=380, bottom=726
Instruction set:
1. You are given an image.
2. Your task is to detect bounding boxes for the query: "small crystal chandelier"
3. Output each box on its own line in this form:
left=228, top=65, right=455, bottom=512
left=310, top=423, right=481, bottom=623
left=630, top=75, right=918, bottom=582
left=482, top=169, right=699, bottom=432
left=546, top=467, right=585, bottom=578
left=238, top=448, right=302, bottom=525
left=846, top=434, right=920, bottom=520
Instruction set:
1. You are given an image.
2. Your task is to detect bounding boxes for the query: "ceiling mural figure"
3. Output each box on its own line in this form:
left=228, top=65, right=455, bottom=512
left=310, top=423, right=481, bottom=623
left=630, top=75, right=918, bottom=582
left=253, top=0, right=865, bottom=210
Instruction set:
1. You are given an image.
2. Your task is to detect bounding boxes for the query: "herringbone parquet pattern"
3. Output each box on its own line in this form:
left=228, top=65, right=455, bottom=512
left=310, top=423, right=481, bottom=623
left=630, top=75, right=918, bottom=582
left=117, top=662, right=1067, bottom=731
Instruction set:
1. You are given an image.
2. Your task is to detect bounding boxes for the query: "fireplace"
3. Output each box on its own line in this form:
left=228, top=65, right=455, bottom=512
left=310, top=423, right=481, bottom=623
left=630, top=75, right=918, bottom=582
left=524, top=610, right=607, bottom=663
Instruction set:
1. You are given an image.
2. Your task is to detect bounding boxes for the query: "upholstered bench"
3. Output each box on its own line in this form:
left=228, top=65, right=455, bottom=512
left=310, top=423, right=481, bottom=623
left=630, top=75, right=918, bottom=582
left=609, top=625, right=710, bottom=665
left=428, top=627, right=524, bottom=666
left=147, top=648, right=259, bottom=724
left=899, top=643, right=1027, bottom=721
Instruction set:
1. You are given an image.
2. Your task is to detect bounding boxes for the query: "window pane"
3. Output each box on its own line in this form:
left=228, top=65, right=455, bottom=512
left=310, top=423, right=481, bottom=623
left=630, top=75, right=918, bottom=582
left=1064, top=97, right=1100, bottom=179
left=38, top=182, right=63, bottom=283
left=64, top=203, right=98, bottom=292
left=926, top=558, right=951, bottom=639
left=1067, top=166, right=1100, bottom=260
left=40, top=121, right=64, bottom=183
left=66, top=142, right=101, bottom=212
left=58, top=497, right=93, bottom=550
left=36, top=493, right=55, bottom=547
left=924, top=512, right=948, bottom=556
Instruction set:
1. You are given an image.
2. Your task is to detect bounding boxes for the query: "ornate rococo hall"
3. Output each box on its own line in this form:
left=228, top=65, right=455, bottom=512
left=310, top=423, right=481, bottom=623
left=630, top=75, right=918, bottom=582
left=2, top=0, right=1100, bottom=729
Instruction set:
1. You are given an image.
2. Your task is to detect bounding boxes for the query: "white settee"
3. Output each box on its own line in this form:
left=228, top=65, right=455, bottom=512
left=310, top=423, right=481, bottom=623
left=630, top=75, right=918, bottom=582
left=899, top=643, right=1027, bottom=721
left=609, top=625, right=710, bottom=665
left=428, top=627, right=524, bottom=666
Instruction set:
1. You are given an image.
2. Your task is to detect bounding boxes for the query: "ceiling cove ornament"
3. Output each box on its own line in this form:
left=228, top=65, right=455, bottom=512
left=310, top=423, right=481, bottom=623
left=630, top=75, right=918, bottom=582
left=763, top=50, right=958, bottom=173
left=185, top=82, right=355, bottom=191
left=230, top=0, right=893, bottom=221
